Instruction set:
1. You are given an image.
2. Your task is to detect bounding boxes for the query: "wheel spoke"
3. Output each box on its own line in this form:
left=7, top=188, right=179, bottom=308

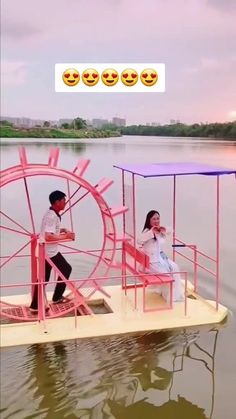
left=0, top=225, right=31, bottom=237
left=23, top=177, right=36, bottom=233
left=0, top=211, right=31, bottom=234
left=59, top=243, right=102, bottom=260
left=62, top=190, right=90, bottom=216
left=65, top=185, right=82, bottom=203
left=0, top=238, right=32, bottom=269
left=66, top=180, right=74, bottom=232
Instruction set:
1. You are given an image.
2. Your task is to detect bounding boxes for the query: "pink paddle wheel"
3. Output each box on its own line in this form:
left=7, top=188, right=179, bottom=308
left=0, top=147, right=128, bottom=321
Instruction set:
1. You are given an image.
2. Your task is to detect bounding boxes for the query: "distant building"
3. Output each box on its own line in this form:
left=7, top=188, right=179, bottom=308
left=146, top=123, right=151, bottom=126
left=18, top=118, right=31, bottom=127
left=0, top=116, right=32, bottom=127
left=58, top=118, right=74, bottom=127
left=151, top=122, right=160, bottom=127
left=0, top=116, right=51, bottom=127
left=32, top=119, right=44, bottom=127
left=1, top=116, right=16, bottom=125
left=112, top=117, right=126, bottom=127
left=92, top=119, right=109, bottom=128
left=50, top=120, right=58, bottom=127
left=170, top=119, right=180, bottom=125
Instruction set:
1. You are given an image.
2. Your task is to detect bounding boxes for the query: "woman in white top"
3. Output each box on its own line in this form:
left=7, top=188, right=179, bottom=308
left=137, top=210, right=184, bottom=302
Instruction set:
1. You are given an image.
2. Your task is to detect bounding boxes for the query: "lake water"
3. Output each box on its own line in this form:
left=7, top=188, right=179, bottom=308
left=1, top=136, right=236, bottom=419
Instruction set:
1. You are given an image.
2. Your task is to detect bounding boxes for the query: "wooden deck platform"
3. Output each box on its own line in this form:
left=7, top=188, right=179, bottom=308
left=0, top=285, right=228, bottom=347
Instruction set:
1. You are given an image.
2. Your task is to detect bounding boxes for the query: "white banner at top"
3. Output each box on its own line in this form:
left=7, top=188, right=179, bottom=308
left=55, top=63, right=165, bottom=93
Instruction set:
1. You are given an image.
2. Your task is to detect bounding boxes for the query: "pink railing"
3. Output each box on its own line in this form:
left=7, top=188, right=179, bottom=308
left=0, top=268, right=189, bottom=324
left=173, top=237, right=219, bottom=309
left=0, top=147, right=121, bottom=314
left=120, top=170, right=221, bottom=312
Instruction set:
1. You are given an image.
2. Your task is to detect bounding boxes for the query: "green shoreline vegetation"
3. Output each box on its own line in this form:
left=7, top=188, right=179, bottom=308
left=0, top=125, right=120, bottom=139
left=0, top=119, right=236, bottom=139
left=121, top=121, right=236, bottom=139
left=0, top=124, right=120, bottom=139
left=0, top=117, right=120, bottom=139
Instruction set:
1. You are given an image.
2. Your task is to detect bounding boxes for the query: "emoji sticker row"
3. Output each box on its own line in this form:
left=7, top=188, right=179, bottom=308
left=62, top=67, right=158, bottom=87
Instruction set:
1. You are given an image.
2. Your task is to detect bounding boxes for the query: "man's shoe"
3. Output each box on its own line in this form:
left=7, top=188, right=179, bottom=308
left=29, top=308, right=38, bottom=314
left=52, top=297, right=70, bottom=304
left=29, top=307, right=50, bottom=313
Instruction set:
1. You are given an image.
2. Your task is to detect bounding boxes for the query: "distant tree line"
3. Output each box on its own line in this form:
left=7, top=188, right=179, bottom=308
left=0, top=120, right=13, bottom=127
left=121, top=122, right=236, bottom=139
left=0, top=117, right=87, bottom=130
left=1, top=119, right=235, bottom=139
left=60, top=117, right=87, bottom=130
left=0, top=118, right=120, bottom=139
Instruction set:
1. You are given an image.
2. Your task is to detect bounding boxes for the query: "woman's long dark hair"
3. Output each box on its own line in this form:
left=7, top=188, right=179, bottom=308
left=142, top=210, right=160, bottom=231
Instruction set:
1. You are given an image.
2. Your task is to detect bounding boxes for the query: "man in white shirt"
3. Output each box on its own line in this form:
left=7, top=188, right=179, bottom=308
left=30, top=190, right=75, bottom=312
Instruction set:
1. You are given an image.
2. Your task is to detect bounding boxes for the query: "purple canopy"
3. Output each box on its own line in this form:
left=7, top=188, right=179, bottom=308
left=113, top=162, right=236, bottom=178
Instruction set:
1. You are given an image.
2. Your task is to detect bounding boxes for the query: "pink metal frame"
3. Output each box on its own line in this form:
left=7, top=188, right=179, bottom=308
left=0, top=147, right=223, bottom=328
left=122, top=240, right=188, bottom=315
left=121, top=170, right=221, bottom=312
left=172, top=176, right=220, bottom=310
left=0, top=147, right=127, bottom=323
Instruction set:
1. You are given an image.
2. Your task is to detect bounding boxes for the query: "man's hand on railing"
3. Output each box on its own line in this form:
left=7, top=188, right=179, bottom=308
left=44, top=231, right=75, bottom=242
left=66, top=231, right=75, bottom=240
left=60, top=228, right=68, bottom=233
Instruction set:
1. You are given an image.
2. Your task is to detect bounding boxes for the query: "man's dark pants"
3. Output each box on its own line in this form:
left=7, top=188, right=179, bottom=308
left=30, top=252, right=72, bottom=310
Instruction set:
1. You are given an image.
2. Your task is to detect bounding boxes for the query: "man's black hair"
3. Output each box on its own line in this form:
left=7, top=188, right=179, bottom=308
left=49, top=190, right=66, bottom=205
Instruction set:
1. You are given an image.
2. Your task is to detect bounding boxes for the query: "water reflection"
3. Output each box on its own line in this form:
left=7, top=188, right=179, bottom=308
left=0, top=323, right=221, bottom=418
left=0, top=308, right=223, bottom=417
left=34, top=141, right=88, bottom=156
left=1, top=139, right=235, bottom=418
left=26, top=343, right=77, bottom=418
left=59, top=142, right=87, bottom=154
left=73, top=330, right=218, bottom=419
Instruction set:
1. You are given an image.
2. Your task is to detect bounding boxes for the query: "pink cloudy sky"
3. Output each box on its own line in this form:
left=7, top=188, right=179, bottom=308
left=1, top=0, right=236, bottom=124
